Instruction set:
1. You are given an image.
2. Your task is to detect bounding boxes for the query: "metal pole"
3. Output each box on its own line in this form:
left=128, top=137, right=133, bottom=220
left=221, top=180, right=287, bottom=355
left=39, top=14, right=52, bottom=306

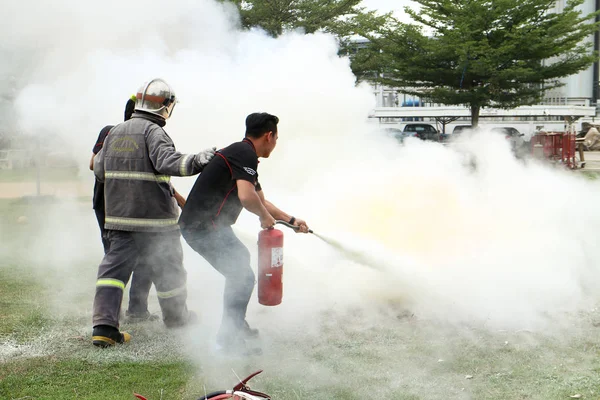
left=36, top=136, right=40, bottom=196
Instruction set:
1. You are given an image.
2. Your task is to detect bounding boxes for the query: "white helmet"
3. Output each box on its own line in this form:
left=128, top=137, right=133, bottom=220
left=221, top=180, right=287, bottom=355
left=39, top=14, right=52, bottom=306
left=134, top=78, right=177, bottom=120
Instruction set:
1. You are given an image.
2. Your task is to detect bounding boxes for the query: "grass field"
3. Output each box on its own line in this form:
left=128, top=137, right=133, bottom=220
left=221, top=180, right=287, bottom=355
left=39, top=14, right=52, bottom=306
left=1, top=198, right=600, bottom=399
left=580, top=171, right=600, bottom=180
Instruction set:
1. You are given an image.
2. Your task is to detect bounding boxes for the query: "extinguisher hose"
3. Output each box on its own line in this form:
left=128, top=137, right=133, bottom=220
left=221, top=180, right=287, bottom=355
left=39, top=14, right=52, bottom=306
left=275, top=220, right=314, bottom=234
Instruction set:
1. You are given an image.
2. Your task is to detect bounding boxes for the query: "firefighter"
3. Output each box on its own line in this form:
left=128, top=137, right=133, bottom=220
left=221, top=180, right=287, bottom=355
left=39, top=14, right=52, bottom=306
left=90, top=96, right=158, bottom=323
left=91, top=78, right=216, bottom=347
left=179, top=112, right=309, bottom=354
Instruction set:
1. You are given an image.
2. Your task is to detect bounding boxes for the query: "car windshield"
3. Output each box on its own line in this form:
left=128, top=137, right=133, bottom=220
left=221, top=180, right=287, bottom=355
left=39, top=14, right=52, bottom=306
left=453, top=126, right=471, bottom=133
left=405, top=125, right=435, bottom=132
left=491, top=127, right=519, bottom=136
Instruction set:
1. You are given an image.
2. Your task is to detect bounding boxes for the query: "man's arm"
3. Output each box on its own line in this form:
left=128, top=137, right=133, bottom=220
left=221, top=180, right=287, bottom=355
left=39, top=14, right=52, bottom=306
left=237, top=180, right=275, bottom=229
left=146, top=127, right=215, bottom=176
left=257, top=190, right=290, bottom=221
left=173, top=188, right=186, bottom=209
left=91, top=125, right=111, bottom=171
left=257, top=189, right=310, bottom=233
left=93, top=148, right=105, bottom=182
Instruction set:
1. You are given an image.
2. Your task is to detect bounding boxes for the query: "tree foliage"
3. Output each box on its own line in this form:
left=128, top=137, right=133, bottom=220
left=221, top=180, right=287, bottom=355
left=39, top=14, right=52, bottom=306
left=352, top=0, right=600, bottom=126
left=223, top=0, right=368, bottom=37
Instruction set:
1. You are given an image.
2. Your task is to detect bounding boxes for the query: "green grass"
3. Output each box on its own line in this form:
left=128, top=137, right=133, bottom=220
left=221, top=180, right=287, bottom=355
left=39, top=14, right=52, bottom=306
left=0, top=358, right=196, bottom=400
left=580, top=170, right=600, bottom=180
left=0, top=198, right=34, bottom=219
left=0, top=200, right=53, bottom=339
left=0, top=167, right=80, bottom=182
left=1, top=199, right=600, bottom=399
left=0, top=267, right=49, bottom=339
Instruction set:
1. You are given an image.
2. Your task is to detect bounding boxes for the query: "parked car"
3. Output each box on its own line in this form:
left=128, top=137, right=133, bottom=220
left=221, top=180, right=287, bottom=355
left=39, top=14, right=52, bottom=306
left=449, top=125, right=527, bottom=156
left=452, top=125, right=524, bottom=142
left=452, top=125, right=473, bottom=135
left=491, top=127, right=527, bottom=156
left=491, top=127, right=525, bottom=144
left=403, top=123, right=446, bottom=142
left=381, top=127, right=406, bottom=143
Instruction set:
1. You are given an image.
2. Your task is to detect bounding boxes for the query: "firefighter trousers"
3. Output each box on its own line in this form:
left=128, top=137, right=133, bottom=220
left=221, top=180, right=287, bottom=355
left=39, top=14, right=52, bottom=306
left=182, top=226, right=254, bottom=339
left=92, top=229, right=189, bottom=329
left=94, top=208, right=153, bottom=316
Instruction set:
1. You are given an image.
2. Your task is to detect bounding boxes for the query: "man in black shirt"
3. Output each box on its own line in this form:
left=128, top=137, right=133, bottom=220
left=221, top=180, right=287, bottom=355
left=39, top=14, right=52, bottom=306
left=179, top=112, right=310, bottom=353
left=90, top=97, right=136, bottom=251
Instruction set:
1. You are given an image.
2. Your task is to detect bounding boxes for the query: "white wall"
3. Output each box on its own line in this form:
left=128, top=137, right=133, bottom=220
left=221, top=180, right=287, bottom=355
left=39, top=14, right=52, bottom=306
left=561, top=0, right=596, bottom=99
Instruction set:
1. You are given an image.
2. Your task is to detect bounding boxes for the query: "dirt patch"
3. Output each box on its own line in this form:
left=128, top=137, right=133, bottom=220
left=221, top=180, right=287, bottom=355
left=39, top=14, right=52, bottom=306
left=0, top=181, right=91, bottom=199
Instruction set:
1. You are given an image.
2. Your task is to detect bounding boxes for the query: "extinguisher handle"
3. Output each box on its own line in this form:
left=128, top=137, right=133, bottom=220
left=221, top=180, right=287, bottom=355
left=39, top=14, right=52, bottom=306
left=275, top=220, right=298, bottom=230
left=275, top=220, right=313, bottom=234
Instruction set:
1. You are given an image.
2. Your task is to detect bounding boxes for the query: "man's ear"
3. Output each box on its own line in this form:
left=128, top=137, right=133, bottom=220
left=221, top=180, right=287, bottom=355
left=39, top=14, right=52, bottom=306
left=266, top=131, right=274, bottom=141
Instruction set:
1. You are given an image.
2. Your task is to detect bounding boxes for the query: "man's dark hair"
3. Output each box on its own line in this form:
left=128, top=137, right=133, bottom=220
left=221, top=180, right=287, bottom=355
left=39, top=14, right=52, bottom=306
left=124, top=98, right=136, bottom=121
left=245, top=112, right=279, bottom=138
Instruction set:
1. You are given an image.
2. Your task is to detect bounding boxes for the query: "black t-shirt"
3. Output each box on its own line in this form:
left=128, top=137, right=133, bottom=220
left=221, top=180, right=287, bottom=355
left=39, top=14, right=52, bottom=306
left=179, top=138, right=261, bottom=230
left=92, top=125, right=113, bottom=211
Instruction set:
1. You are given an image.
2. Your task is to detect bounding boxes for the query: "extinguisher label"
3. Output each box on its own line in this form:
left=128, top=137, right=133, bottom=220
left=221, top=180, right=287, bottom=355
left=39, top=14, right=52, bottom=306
left=271, top=247, right=283, bottom=268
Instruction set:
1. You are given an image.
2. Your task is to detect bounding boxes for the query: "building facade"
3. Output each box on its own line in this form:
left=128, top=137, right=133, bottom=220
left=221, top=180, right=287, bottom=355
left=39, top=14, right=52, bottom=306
left=548, top=0, right=598, bottom=104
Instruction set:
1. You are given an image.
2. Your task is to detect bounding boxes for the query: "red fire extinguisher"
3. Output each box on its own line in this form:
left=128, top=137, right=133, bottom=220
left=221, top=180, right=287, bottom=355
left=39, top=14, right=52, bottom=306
left=257, top=227, right=284, bottom=306
left=258, top=220, right=313, bottom=306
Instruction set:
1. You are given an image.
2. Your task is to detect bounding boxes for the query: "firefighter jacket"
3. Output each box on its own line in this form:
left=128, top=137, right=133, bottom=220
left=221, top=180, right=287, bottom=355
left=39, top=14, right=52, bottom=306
left=94, top=112, right=206, bottom=232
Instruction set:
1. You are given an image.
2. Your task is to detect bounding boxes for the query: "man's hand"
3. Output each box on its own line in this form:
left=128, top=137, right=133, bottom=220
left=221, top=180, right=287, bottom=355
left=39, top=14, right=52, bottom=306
left=260, top=213, right=276, bottom=230
left=173, top=189, right=186, bottom=209
left=293, top=217, right=310, bottom=233
left=195, top=147, right=216, bottom=169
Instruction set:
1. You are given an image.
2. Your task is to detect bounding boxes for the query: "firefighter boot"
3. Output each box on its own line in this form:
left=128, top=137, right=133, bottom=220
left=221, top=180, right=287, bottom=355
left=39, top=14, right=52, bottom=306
left=242, top=320, right=259, bottom=339
left=164, top=310, right=199, bottom=328
left=124, top=310, right=160, bottom=323
left=92, top=325, right=131, bottom=348
left=216, top=330, right=262, bottom=356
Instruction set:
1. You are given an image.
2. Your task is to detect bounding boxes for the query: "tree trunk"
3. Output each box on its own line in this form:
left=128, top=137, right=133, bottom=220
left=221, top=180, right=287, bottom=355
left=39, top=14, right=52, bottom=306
left=471, top=105, right=480, bottom=128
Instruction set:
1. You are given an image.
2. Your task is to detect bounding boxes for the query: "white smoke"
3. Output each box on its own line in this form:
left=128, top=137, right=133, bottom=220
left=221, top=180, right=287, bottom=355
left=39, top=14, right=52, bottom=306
left=3, top=0, right=600, bottom=369
left=264, top=130, right=600, bottom=334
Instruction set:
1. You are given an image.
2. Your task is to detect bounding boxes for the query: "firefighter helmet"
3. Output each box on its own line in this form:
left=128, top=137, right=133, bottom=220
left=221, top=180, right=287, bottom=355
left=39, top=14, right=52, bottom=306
left=134, top=78, right=177, bottom=120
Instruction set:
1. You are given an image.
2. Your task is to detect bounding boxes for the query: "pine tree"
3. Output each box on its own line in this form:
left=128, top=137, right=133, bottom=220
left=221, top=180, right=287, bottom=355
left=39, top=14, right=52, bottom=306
left=353, top=0, right=600, bottom=126
left=222, top=0, right=366, bottom=37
